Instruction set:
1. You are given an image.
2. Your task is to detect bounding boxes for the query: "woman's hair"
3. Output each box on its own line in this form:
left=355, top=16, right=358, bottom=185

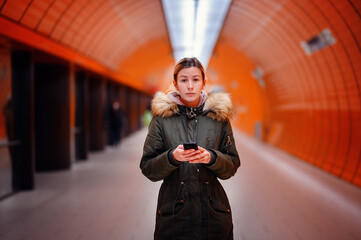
left=173, top=57, right=205, bottom=83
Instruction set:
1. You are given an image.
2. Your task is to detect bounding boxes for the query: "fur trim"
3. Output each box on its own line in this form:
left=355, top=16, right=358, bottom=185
left=203, top=92, right=235, bottom=121
left=152, top=91, right=234, bottom=121
left=151, top=92, right=179, bottom=118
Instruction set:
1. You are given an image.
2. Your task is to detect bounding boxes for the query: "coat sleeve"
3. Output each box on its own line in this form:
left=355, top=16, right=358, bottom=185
left=205, top=121, right=241, bottom=180
left=140, top=116, right=179, bottom=182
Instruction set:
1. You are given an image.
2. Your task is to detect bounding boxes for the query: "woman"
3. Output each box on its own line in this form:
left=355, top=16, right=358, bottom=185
left=140, top=57, right=240, bottom=240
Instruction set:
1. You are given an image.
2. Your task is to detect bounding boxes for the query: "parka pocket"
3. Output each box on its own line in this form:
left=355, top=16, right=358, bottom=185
left=209, top=197, right=231, bottom=214
left=157, top=182, right=185, bottom=217
left=205, top=181, right=231, bottom=215
left=208, top=197, right=233, bottom=238
left=157, top=199, right=184, bottom=217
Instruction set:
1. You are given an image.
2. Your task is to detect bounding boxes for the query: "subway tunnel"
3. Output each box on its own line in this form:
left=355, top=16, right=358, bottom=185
left=0, top=0, right=361, bottom=239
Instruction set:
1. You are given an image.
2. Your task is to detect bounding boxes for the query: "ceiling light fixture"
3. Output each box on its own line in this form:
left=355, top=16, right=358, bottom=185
left=162, top=0, right=231, bottom=69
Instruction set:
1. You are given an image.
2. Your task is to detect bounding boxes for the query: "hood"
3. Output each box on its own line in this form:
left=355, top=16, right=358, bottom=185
left=151, top=91, right=235, bottom=121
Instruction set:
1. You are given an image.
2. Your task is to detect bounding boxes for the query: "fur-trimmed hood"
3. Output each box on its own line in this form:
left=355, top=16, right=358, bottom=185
left=151, top=91, right=235, bottom=121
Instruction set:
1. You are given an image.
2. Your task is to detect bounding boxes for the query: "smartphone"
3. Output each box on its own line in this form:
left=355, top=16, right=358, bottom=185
left=183, top=142, right=198, bottom=150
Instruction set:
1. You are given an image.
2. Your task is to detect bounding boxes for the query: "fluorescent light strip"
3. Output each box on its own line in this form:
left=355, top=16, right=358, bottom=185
left=162, top=0, right=231, bottom=69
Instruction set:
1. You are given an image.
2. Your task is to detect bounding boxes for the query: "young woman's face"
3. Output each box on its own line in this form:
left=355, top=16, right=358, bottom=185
left=174, top=67, right=205, bottom=108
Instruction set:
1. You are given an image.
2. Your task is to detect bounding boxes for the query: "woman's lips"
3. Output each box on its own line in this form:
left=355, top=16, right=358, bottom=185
left=186, top=93, right=195, bottom=96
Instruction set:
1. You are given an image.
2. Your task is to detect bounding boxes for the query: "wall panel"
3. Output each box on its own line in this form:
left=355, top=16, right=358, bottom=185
left=215, top=0, right=361, bottom=187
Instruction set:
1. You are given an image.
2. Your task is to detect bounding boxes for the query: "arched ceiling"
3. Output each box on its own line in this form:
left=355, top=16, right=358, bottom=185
left=0, top=0, right=360, bottom=97
left=0, top=0, right=174, bottom=92
left=208, top=0, right=361, bottom=187
left=0, top=0, right=361, bottom=187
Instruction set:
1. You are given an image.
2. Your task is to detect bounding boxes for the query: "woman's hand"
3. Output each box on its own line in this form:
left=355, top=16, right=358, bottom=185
left=173, top=145, right=211, bottom=164
left=188, top=146, right=211, bottom=164
left=173, top=145, right=199, bottom=162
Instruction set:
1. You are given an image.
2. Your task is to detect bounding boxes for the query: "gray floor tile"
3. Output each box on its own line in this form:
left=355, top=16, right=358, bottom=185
left=0, top=128, right=360, bottom=240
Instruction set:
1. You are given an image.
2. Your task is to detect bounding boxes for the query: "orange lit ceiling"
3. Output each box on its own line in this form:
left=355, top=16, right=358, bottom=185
left=0, top=0, right=361, bottom=187
left=0, top=0, right=174, bottom=92
left=208, top=0, right=361, bottom=187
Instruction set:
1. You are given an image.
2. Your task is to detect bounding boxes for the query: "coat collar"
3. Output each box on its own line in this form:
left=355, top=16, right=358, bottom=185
left=178, top=104, right=205, bottom=119
left=151, top=91, right=235, bottom=121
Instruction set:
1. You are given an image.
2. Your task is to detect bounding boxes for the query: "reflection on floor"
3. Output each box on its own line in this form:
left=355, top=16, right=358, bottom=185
left=0, top=128, right=361, bottom=240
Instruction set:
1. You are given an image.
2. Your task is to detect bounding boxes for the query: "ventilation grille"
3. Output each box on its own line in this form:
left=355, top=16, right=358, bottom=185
left=301, top=28, right=336, bottom=55
left=251, top=66, right=266, bottom=88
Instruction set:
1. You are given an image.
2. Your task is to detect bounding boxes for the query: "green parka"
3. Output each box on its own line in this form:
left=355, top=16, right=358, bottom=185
left=140, top=91, right=241, bottom=240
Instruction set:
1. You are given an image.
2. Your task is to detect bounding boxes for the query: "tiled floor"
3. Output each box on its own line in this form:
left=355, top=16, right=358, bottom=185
left=1, top=128, right=361, bottom=240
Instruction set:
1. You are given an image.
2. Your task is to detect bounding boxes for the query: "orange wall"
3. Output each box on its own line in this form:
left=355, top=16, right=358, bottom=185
left=216, top=0, right=361, bottom=187
left=118, top=37, right=174, bottom=94
left=207, top=42, right=269, bottom=137
left=0, top=0, right=360, bottom=188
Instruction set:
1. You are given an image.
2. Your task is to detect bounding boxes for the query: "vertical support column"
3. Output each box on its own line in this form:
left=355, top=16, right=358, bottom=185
left=119, top=85, right=128, bottom=137
left=134, top=90, right=140, bottom=132
left=75, top=71, right=89, bottom=160
left=106, top=81, right=121, bottom=146
left=0, top=45, right=13, bottom=198
left=11, top=51, right=35, bottom=190
left=89, top=77, right=106, bottom=151
left=106, top=81, right=112, bottom=146
left=34, top=63, right=71, bottom=171
left=69, top=64, right=76, bottom=162
left=127, top=88, right=140, bottom=134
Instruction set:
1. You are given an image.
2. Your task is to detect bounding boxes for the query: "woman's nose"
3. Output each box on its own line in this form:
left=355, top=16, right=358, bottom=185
left=187, top=81, right=193, bottom=89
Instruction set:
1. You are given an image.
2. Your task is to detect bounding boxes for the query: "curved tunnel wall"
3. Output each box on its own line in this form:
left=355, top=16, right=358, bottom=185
left=0, top=0, right=360, bottom=188
left=0, top=0, right=174, bottom=92
left=208, top=0, right=361, bottom=187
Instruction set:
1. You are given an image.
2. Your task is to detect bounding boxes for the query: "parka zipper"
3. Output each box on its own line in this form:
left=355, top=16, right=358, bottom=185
left=226, top=135, right=232, bottom=154
left=195, top=118, right=199, bottom=143
left=181, top=107, right=199, bottom=143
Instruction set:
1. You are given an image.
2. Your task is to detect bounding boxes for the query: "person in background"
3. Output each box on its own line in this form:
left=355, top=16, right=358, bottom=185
left=109, top=100, right=124, bottom=146
left=140, top=57, right=240, bottom=240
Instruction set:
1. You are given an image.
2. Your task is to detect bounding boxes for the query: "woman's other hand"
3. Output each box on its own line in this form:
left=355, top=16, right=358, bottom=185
left=188, top=146, right=211, bottom=164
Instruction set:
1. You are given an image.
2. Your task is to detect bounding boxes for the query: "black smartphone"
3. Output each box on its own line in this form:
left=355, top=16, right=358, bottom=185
left=183, top=142, right=198, bottom=150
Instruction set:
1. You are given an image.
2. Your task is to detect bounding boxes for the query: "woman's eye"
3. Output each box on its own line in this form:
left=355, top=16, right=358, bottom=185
left=181, top=79, right=187, bottom=82
left=193, top=78, right=199, bottom=82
